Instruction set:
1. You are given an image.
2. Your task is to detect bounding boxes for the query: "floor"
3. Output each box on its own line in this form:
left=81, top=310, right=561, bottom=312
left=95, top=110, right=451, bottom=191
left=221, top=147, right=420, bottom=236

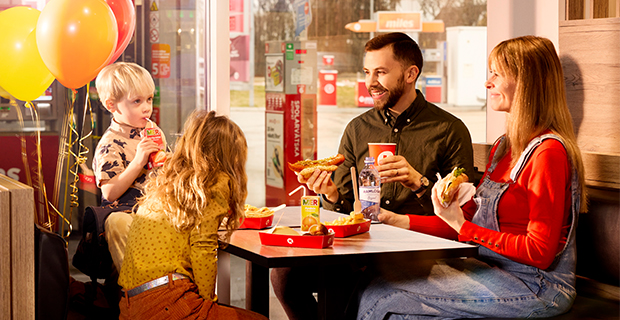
left=66, top=104, right=486, bottom=319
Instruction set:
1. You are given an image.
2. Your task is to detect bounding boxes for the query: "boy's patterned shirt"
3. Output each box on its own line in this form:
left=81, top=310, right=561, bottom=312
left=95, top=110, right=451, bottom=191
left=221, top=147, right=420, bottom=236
left=93, top=118, right=167, bottom=191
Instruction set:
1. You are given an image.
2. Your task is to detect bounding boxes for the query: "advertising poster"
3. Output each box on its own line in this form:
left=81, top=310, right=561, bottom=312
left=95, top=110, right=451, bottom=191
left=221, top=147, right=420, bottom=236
left=265, top=111, right=284, bottom=188
left=265, top=54, right=284, bottom=92
left=230, top=35, right=250, bottom=82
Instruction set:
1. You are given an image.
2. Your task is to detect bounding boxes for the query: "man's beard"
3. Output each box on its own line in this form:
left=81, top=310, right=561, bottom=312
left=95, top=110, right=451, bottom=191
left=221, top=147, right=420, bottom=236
left=369, top=74, right=406, bottom=110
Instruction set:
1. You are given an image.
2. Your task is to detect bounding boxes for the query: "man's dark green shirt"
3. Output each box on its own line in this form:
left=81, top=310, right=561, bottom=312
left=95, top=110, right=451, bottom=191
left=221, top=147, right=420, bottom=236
left=322, top=90, right=475, bottom=216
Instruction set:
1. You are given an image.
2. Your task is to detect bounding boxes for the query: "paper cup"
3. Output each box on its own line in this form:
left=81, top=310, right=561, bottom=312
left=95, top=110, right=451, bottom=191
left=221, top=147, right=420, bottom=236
left=368, top=143, right=396, bottom=165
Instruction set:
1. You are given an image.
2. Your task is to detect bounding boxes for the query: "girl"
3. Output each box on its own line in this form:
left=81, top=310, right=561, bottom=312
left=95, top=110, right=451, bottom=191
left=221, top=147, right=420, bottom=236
left=357, top=36, right=587, bottom=319
left=118, top=110, right=266, bottom=320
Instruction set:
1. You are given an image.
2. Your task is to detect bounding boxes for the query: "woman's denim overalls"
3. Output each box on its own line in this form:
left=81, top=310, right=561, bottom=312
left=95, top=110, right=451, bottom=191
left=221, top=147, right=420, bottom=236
left=358, top=134, right=581, bottom=320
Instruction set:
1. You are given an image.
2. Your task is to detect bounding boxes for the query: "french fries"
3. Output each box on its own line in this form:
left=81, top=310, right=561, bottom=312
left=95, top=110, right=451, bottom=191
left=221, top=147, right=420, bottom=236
left=324, top=211, right=366, bottom=226
left=244, top=204, right=275, bottom=218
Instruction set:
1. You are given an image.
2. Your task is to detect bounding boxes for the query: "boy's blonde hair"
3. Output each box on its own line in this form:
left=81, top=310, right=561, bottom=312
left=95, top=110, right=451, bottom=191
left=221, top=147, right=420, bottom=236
left=489, top=36, right=587, bottom=212
left=138, top=110, right=248, bottom=242
left=95, top=62, right=155, bottom=109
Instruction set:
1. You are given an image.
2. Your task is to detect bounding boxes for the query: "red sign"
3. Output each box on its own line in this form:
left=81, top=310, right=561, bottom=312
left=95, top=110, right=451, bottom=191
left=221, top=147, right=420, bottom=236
left=229, top=0, right=243, bottom=12
left=230, top=35, right=250, bottom=82
left=151, top=44, right=170, bottom=78
left=0, top=135, right=59, bottom=226
left=229, top=14, right=244, bottom=33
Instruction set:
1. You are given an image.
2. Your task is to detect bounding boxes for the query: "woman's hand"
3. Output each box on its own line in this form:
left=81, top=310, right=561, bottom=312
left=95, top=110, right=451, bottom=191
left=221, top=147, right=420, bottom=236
left=431, top=184, right=466, bottom=233
left=377, top=208, right=409, bottom=229
left=376, top=155, right=422, bottom=191
left=297, top=169, right=339, bottom=203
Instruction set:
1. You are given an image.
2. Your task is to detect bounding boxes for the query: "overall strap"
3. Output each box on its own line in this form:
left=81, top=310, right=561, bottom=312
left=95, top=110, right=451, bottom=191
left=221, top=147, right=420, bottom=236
left=486, top=135, right=507, bottom=175
left=509, top=134, right=565, bottom=182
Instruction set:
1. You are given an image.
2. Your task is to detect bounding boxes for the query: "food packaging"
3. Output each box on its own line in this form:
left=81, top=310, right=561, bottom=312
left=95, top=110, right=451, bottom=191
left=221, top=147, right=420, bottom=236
left=301, top=195, right=320, bottom=231
left=239, top=215, right=273, bottom=229
left=368, top=142, right=396, bottom=165
left=143, top=126, right=166, bottom=169
left=259, top=229, right=334, bottom=248
left=325, top=219, right=371, bottom=238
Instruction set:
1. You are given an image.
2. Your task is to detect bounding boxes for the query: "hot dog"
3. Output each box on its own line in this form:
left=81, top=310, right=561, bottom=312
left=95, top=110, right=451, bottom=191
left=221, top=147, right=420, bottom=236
left=439, top=167, right=468, bottom=206
left=288, top=154, right=345, bottom=179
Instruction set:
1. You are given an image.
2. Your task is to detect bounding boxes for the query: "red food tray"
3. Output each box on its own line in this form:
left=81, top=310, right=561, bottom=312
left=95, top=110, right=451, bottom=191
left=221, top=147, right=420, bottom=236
left=259, top=231, right=334, bottom=248
left=324, top=220, right=371, bottom=238
left=239, top=215, right=273, bottom=229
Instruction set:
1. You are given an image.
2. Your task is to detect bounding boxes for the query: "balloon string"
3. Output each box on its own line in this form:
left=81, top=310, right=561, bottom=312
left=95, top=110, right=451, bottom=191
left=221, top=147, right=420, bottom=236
left=54, top=89, right=74, bottom=234
left=23, top=101, right=48, bottom=228
left=14, top=98, right=32, bottom=188
left=25, top=101, right=72, bottom=233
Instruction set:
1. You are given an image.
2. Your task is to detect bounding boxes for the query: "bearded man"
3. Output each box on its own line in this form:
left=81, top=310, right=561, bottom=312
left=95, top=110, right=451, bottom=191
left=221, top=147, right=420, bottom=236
left=271, top=32, right=475, bottom=320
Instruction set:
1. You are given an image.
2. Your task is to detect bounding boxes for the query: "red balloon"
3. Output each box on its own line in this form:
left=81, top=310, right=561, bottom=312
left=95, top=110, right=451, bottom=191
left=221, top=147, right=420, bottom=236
left=106, top=0, right=136, bottom=63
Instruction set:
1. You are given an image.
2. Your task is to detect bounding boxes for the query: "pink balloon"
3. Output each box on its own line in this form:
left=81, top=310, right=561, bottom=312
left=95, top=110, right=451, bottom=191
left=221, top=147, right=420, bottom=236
left=106, top=0, right=136, bottom=63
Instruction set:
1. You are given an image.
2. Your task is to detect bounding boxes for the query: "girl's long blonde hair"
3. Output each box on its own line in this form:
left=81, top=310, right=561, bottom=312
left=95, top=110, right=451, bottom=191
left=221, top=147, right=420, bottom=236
left=139, top=110, right=248, bottom=241
left=489, top=36, right=587, bottom=212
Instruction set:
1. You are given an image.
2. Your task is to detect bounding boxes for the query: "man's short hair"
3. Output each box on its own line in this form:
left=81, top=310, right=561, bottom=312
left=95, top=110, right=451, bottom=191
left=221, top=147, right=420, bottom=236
left=95, top=62, right=155, bottom=109
left=365, top=32, right=423, bottom=75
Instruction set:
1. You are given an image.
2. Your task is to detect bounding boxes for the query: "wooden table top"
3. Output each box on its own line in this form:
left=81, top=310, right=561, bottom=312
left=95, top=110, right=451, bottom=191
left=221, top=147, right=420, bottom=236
left=223, top=207, right=478, bottom=268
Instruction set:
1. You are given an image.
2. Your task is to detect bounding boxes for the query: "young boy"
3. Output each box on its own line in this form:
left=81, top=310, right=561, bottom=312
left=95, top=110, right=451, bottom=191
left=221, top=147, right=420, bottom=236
left=92, top=62, right=167, bottom=272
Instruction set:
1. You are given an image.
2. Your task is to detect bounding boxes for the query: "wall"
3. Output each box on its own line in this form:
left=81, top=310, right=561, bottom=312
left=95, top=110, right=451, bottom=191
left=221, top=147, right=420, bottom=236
left=485, top=0, right=561, bottom=143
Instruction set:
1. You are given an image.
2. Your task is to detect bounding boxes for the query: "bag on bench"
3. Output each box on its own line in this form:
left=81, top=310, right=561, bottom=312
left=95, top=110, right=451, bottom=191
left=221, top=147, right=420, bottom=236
left=72, top=189, right=140, bottom=280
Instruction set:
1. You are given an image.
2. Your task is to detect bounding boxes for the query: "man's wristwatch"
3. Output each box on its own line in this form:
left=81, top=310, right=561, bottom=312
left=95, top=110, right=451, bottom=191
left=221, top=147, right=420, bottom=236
left=412, top=176, right=429, bottom=194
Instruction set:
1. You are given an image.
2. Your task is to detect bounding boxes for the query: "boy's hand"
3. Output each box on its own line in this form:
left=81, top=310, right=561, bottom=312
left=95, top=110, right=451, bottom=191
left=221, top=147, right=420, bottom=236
left=134, top=137, right=160, bottom=166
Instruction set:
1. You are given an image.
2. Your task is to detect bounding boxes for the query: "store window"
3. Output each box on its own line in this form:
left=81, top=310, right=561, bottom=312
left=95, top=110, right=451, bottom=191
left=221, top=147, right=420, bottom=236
left=230, top=0, right=487, bottom=205
left=231, top=0, right=487, bottom=207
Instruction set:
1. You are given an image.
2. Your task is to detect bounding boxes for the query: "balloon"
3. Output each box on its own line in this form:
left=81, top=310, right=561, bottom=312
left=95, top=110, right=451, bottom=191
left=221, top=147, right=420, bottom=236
left=0, top=86, right=13, bottom=100
left=0, top=7, right=55, bottom=101
left=106, top=0, right=136, bottom=64
left=36, top=0, right=118, bottom=89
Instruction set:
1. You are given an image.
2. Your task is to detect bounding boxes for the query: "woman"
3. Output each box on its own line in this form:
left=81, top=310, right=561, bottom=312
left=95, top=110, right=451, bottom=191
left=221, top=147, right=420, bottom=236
left=356, top=36, right=586, bottom=319
left=118, top=110, right=266, bottom=320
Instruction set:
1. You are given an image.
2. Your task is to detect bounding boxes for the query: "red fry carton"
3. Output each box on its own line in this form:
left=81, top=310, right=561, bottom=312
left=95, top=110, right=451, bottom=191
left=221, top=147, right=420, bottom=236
left=144, top=127, right=166, bottom=169
left=259, top=228, right=334, bottom=249
left=325, top=220, right=371, bottom=238
left=239, top=215, right=274, bottom=229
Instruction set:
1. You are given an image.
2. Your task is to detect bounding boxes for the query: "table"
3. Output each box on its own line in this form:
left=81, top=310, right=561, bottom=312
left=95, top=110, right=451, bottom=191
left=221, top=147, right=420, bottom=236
left=218, top=207, right=478, bottom=319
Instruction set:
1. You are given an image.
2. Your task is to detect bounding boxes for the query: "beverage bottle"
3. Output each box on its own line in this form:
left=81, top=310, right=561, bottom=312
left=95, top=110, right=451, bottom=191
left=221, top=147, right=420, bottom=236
left=358, top=156, right=381, bottom=221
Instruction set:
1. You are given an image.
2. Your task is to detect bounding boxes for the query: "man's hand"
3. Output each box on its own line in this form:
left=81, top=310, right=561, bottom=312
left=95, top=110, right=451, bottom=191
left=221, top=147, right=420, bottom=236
left=430, top=184, right=465, bottom=233
left=377, top=208, right=409, bottom=229
left=376, top=155, right=423, bottom=191
left=134, top=137, right=160, bottom=166
left=297, top=169, right=339, bottom=203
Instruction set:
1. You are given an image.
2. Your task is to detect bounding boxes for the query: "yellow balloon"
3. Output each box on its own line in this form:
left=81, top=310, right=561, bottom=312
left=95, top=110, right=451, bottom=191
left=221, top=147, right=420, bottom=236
left=0, top=6, right=55, bottom=101
left=0, top=86, right=12, bottom=100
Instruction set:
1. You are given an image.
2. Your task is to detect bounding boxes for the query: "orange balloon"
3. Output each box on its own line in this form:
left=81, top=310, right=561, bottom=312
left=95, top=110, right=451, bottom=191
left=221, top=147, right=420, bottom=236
left=36, top=0, right=118, bottom=89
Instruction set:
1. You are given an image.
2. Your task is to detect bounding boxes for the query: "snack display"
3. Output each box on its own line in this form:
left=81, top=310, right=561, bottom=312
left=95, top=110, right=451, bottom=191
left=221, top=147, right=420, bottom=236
left=240, top=204, right=274, bottom=229
left=288, top=154, right=345, bottom=179
left=438, top=167, right=469, bottom=207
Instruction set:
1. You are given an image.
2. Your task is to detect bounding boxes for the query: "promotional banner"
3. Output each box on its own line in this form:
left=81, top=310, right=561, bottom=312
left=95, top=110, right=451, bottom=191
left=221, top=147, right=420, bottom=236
left=230, top=35, right=250, bottom=82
